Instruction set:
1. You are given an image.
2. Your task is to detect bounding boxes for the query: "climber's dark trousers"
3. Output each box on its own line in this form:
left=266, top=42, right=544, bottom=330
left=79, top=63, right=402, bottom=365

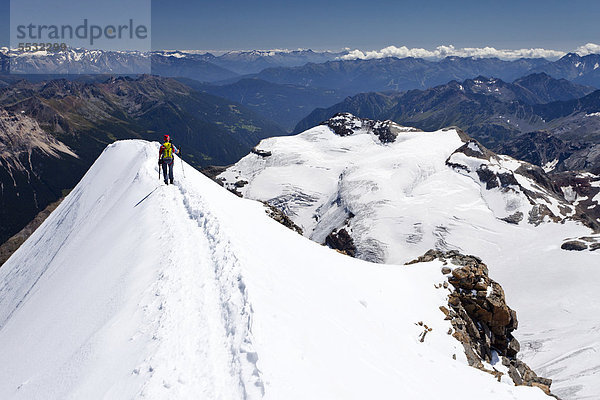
left=161, top=159, right=174, bottom=182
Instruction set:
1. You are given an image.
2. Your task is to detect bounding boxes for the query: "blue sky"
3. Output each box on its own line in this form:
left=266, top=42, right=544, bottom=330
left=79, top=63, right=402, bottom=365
left=1, top=0, right=599, bottom=52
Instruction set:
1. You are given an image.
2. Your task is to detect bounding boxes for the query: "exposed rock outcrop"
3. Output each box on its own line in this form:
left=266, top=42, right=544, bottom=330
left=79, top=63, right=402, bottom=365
left=251, top=147, right=272, bottom=157
left=325, top=228, right=356, bottom=257
left=200, top=165, right=230, bottom=183
left=263, top=202, right=303, bottom=235
left=321, top=113, right=420, bottom=144
left=552, top=172, right=600, bottom=233
left=0, top=108, right=78, bottom=170
left=323, top=113, right=362, bottom=137
left=560, top=235, right=600, bottom=251
left=501, top=211, right=524, bottom=224
left=561, top=240, right=588, bottom=251
left=0, top=108, right=81, bottom=245
left=407, top=250, right=557, bottom=398
left=447, top=138, right=600, bottom=233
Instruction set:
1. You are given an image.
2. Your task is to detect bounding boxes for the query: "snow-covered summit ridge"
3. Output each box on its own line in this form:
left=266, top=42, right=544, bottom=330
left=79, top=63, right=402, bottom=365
left=221, top=113, right=595, bottom=245
left=0, top=140, right=552, bottom=399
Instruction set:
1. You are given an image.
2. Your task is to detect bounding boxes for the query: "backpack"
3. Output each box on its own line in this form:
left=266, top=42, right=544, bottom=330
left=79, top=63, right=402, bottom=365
left=162, top=142, right=173, bottom=159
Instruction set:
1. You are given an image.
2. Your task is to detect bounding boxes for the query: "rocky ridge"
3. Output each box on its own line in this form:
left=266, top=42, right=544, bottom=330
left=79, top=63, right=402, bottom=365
left=446, top=138, right=600, bottom=232
left=323, top=112, right=420, bottom=144
left=408, top=250, right=557, bottom=398
left=0, top=108, right=77, bottom=170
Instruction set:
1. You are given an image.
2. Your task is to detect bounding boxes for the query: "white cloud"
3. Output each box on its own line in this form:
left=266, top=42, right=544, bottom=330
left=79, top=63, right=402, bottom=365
left=574, top=43, right=600, bottom=56
left=340, top=45, right=571, bottom=61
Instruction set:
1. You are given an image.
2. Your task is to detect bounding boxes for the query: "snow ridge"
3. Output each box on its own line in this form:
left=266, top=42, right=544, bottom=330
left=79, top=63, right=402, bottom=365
left=178, top=182, right=264, bottom=399
left=0, top=141, right=264, bottom=399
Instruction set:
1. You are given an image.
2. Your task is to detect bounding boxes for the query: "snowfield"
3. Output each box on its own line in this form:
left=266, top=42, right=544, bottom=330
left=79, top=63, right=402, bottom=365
left=0, top=140, right=552, bottom=399
left=220, top=121, right=600, bottom=399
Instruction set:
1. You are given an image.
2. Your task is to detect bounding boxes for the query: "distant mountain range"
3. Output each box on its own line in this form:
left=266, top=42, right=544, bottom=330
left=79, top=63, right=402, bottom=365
left=4, top=49, right=600, bottom=89
left=2, top=48, right=349, bottom=80
left=177, top=55, right=600, bottom=131
left=151, top=53, right=239, bottom=82
left=241, top=52, right=600, bottom=92
left=295, top=73, right=600, bottom=173
left=531, top=52, right=600, bottom=86
left=168, top=52, right=600, bottom=130
left=248, top=57, right=550, bottom=93
left=5, top=49, right=600, bottom=135
left=200, top=49, right=349, bottom=75
left=154, top=49, right=346, bottom=80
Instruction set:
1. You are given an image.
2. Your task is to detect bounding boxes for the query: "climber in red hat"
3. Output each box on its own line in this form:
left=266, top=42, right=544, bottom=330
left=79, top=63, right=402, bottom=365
left=158, top=134, right=180, bottom=185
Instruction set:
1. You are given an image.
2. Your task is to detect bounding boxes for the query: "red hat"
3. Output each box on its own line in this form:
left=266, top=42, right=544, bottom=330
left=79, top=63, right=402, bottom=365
left=164, top=134, right=170, bottom=141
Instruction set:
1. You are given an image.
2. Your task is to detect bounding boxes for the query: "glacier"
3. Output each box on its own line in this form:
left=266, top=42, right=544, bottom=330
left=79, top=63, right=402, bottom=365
left=219, top=116, right=600, bottom=399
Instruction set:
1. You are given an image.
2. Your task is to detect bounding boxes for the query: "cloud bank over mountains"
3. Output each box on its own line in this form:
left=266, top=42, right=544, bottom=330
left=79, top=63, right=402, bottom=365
left=340, top=43, right=600, bottom=60
left=574, top=43, right=600, bottom=56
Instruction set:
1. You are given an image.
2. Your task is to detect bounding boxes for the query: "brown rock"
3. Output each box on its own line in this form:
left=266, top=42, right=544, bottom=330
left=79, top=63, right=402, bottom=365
left=422, top=249, right=557, bottom=397
left=509, top=309, right=519, bottom=330
left=507, top=338, right=520, bottom=358
left=448, top=294, right=460, bottom=306
left=451, top=267, right=470, bottom=280
left=507, top=364, right=523, bottom=385
left=530, top=382, right=551, bottom=396
left=474, top=279, right=489, bottom=291
left=263, top=203, right=303, bottom=235
left=439, top=306, right=450, bottom=317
